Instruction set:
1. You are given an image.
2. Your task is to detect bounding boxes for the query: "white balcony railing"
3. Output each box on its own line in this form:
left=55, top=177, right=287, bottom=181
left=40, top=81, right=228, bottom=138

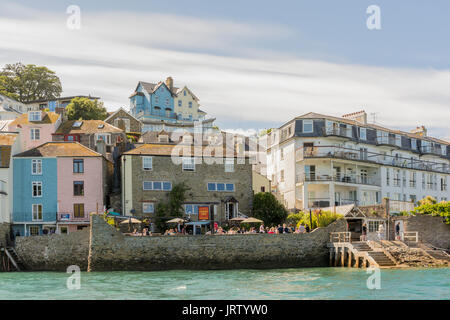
left=296, top=146, right=449, bottom=174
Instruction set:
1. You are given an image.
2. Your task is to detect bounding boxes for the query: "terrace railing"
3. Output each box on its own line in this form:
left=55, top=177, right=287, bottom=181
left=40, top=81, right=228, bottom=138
left=296, top=146, right=449, bottom=174
left=296, top=173, right=380, bottom=186
left=57, top=212, right=90, bottom=222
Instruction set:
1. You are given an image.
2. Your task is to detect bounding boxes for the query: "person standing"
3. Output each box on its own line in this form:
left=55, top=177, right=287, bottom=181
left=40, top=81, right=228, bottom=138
left=395, top=222, right=401, bottom=240
left=377, top=222, right=385, bottom=241
left=362, top=223, right=368, bottom=241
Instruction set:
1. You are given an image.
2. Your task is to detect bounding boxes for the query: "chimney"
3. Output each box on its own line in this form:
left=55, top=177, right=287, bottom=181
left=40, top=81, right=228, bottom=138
left=411, top=126, right=427, bottom=137
left=342, top=110, right=367, bottom=124
left=165, top=77, right=173, bottom=90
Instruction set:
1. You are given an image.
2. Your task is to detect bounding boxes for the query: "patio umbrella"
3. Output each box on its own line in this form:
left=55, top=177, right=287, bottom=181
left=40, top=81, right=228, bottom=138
left=241, top=217, right=263, bottom=224
left=229, top=217, right=245, bottom=221
left=119, top=218, right=141, bottom=224
left=166, top=218, right=185, bottom=223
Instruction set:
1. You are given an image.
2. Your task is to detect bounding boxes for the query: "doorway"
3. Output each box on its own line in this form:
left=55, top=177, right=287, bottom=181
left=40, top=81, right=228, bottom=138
left=394, top=220, right=404, bottom=241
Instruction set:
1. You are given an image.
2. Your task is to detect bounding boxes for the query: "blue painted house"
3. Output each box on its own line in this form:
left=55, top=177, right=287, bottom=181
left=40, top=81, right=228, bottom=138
left=12, top=154, right=57, bottom=236
left=130, top=77, right=176, bottom=122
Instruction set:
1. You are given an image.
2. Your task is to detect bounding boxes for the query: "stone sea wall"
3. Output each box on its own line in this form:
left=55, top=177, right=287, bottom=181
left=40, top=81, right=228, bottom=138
left=0, top=223, right=10, bottom=247
left=390, top=215, right=450, bottom=249
left=15, top=229, right=90, bottom=271
left=87, top=215, right=347, bottom=271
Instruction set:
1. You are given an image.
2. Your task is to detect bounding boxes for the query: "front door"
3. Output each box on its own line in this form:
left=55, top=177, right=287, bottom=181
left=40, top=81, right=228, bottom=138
left=226, top=203, right=235, bottom=220
left=395, top=220, right=404, bottom=240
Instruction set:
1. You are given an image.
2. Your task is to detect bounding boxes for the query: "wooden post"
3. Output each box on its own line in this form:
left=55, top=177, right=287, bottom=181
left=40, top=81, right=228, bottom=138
left=355, top=255, right=359, bottom=268
left=341, top=247, right=345, bottom=267
left=329, top=248, right=333, bottom=267
left=334, top=247, right=339, bottom=267
left=348, top=250, right=352, bottom=267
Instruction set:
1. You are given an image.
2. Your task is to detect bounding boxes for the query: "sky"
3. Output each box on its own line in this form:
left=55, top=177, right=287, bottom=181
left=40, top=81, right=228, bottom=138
left=0, top=0, right=449, bottom=140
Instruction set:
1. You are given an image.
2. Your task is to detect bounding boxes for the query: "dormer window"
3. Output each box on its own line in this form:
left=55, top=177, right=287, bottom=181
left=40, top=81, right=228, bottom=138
left=360, top=127, right=367, bottom=140
left=28, top=111, right=42, bottom=122
left=182, top=135, right=193, bottom=144
left=158, top=135, right=169, bottom=143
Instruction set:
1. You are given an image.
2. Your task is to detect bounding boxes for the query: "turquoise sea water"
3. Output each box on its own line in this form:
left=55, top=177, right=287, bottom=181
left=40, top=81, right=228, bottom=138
left=0, top=268, right=449, bottom=300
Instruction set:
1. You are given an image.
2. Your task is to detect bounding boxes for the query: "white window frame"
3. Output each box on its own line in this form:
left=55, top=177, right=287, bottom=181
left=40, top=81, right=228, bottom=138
left=143, top=181, right=172, bottom=191
left=207, top=182, right=235, bottom=192
left=142, top=156, right=153, bottom=171
left=411, top=138, right=417, bottom=150
left=224, top=158, right=234, bottom=172
left=31, top=159, right=42, bottom=175
left=182, top=157, right=195, bottom=172
left=30, top=128, right=40, bottom=141
left=32, top=204, right=43, bottom=221
left=95, top=133, right=111, bottom=145
left=303, top=120, right=313, bottom=133
left=142, top=203, right=154, bottom=213
left=28, top=111, right=41, bottom=122
left=32, top=181, right=42, bottom=198
left=360, top=127, right=367, bottom=140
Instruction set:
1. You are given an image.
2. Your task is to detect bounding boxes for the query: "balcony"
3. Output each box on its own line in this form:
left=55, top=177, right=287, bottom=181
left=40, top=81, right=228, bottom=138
left=307, top=198, right=359, bottom=208
left=296, top=146, right=450, bottom=174
left=296, top=173, right=380, bottom=186
left=420, top=146, right=443, bottom=156
left=57, top=212, right=89, bottom=223
left=323, top=127, right=352, bottom=139
left=376, top=136, right=400, bottom=147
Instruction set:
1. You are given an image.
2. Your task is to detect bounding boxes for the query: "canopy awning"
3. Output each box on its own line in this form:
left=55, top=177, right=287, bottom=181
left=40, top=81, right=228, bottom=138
left=185, top=221, right=210, bottom=226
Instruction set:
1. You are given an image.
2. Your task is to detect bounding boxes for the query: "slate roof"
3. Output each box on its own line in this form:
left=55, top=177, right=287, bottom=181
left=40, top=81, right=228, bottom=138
left=55, top=120, right=124, bottom=135
left=14, top=142, right=101, bottom=158
left=293, top=112, right=450, bottom=146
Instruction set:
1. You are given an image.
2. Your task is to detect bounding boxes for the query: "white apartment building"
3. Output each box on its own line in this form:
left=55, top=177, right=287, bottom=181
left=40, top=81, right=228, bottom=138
left=266, top=111, right=450, bottom=211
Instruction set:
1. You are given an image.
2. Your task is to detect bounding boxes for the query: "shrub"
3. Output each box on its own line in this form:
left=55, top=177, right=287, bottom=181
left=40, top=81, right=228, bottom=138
left=286, top=212, right=304, bottom=226
left=300, top=210, right=343, bottom=230
left=412, top=201, right=450, bottom=224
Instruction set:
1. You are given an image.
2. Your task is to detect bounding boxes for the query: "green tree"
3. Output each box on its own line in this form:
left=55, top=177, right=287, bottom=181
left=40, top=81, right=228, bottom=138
left=154, top=182, right=190, bottom=231
left=0, top=63, right=62, bottom=102
left=252, top=192, right=288, bottom=226
left=66, top=97, right=108, bottom=120
left=167, top=182, right=190, bottom=218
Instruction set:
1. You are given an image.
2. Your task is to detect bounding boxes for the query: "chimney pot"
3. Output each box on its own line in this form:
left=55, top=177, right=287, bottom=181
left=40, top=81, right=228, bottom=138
left=166, top=77, right=173, bottom=90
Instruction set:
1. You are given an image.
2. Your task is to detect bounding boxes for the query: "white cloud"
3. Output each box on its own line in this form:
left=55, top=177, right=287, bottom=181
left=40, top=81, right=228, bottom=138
left=0, top=2, right=449, bottom=139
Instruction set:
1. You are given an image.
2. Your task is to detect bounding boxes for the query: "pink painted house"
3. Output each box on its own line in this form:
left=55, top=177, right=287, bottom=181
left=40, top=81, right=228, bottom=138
left=8, top=111, right=61, bottom=152
left=13, top=141, right=113, bottom=234
left=55, top=143, right=114, bottom=234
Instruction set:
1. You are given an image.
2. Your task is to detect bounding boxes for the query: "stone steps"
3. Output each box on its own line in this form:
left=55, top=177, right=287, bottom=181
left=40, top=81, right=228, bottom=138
left=368, top=251, right=396, bottom=266
left=426, top=250, right=450, bottom=262
left=351, top=242, right=372, bottom=251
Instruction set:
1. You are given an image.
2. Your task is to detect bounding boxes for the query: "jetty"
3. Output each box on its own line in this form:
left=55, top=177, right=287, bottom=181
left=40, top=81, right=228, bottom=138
left=328, top=232, right=450, bottom=268
left=0, top=247, right=25, bottom=272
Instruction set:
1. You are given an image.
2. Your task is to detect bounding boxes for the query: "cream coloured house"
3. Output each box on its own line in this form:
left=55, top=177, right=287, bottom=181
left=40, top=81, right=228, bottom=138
left=265, top=111, right=450, bottom=211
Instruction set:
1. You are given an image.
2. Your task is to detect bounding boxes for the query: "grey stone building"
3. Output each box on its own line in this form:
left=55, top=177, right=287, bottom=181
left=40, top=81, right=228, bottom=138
left=105, top=107, right=142, bottom=134
left=121, top=144, right=253, bottom=227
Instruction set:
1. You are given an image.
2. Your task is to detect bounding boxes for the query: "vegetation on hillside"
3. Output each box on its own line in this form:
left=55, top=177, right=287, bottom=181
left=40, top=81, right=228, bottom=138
left=0, top=63, right=62, bottom=102
left=66, top=97, right=108, bottom=120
